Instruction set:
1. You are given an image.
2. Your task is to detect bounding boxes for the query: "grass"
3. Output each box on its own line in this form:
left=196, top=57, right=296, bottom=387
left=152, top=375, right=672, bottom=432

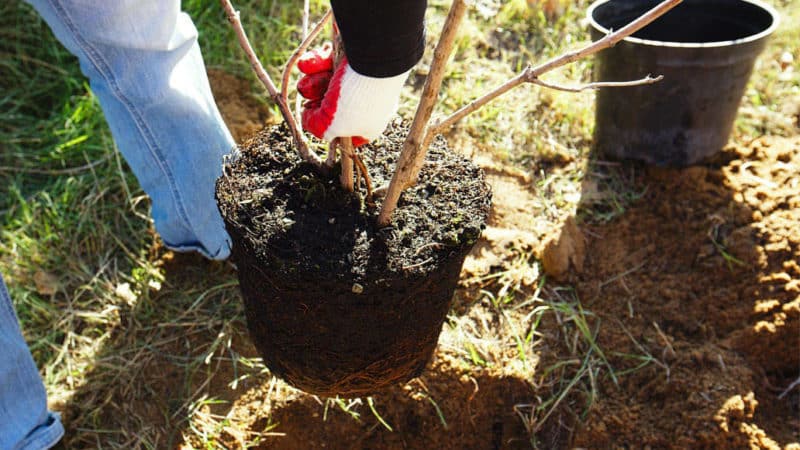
left=2, top=0, right=799, bottom=448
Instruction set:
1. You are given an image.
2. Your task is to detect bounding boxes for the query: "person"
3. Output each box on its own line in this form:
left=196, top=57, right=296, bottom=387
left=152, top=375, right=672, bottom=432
left=2, top=0, right=426, bottom=448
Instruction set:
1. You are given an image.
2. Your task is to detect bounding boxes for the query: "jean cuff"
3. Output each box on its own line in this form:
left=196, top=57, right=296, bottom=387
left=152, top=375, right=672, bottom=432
left=16, top=412, right=64, bottom=450
left=163, top=240, right=230, bottom=261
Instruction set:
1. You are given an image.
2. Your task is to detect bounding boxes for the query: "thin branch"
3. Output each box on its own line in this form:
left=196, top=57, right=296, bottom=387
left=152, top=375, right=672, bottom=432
left=220, top=0, right=323, bottom=169
left=297, top=0, right=310, bottom=130
left=430, top=0, right=682, bottom=136
left=302, top=0, right=310, bottom=37
left=377, top=0, right=468, bottom=226
left=281, top=9, right=333, bottom=114
left=531, top=74, right=663, bottom=93
left=220, top=0, right=280, bottom=99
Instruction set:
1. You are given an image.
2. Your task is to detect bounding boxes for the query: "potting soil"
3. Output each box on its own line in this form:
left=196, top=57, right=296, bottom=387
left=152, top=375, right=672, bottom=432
left=215, top=121, right=492, bottom=396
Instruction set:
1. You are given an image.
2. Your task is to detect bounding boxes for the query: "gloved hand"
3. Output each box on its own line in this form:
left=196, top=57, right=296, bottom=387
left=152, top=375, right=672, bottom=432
left=297, top=43, right=410, bottom=147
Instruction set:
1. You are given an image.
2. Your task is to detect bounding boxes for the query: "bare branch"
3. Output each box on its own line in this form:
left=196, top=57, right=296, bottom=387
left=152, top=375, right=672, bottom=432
left=531, top=0, right=681, bottom=78
left=431, top=0, right=682, bottom=136
left=302, top=0, right=310, bottom=37
left=530, top=74, right=664, bottom=93
left=377, top=0, right=468, bottom=227
left=282, top=10, right=333, bottom=114
left=293, top=7, right=332, bottom=127
left=220, top=0, right=323, bottom=169
left=220, top=0, right=280, bottom=100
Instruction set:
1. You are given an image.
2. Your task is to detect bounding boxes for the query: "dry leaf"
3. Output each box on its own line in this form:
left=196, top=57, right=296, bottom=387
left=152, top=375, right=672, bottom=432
left=33, top=271, right=59, bottom=296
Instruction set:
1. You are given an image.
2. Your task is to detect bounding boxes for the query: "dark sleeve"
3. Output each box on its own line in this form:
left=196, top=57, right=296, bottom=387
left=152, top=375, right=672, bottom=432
left=330, top=0, right=427, bottom=78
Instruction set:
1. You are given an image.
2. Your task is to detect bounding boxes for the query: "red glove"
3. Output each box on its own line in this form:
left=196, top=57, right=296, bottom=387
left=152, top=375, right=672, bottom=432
left=297, top=43, right=410, bottom=146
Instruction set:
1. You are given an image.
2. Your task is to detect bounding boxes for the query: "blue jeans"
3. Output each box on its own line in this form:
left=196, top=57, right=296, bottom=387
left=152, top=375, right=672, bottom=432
left=2, top=0, right=236, bottom=448
left=0, top=274, right=64, bottom=450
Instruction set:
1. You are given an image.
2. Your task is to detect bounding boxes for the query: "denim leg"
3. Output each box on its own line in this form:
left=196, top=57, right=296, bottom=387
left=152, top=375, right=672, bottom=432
left=26, top=0, right=236, bottom=260
left=0, top=273, right=65, bottom=450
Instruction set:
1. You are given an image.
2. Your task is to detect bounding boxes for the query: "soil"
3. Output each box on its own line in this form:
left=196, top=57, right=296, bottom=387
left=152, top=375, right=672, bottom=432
left=215, top=122, right=491, bottom=396
left=204, top=72, right=799, bottom=449
left=216, top=122, right=489, bottom=280
left=208, top=69, right=273, bottom=142
left=564, top=137, right=800, bottom=449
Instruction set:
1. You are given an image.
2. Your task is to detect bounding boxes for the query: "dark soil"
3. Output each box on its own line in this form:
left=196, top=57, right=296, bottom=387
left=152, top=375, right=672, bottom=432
left=215, top=122, right=491, bottom=396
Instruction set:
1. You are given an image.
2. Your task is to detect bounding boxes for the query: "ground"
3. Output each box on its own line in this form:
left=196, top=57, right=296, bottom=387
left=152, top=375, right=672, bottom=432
left=2, top=0, right=799, bottom=449
left=200, top=77, right=800, bottom=450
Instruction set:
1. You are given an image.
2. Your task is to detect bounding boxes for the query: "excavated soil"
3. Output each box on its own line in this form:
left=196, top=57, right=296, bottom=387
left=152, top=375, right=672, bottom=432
left=205, top=71, right=799, bottom=449
left=564, top=137, right=800, bottom=449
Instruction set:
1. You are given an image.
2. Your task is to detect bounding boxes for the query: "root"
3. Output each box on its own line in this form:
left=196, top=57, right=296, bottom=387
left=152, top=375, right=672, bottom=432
left=334, top=138, right=374, bottom=205
left=353, top=152, right=374, bottom=206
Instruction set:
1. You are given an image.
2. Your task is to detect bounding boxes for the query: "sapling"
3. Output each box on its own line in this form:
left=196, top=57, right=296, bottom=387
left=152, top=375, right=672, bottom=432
left=220, top=0, right=682, bottom=224
left=216, top=0, right=684, bottom=395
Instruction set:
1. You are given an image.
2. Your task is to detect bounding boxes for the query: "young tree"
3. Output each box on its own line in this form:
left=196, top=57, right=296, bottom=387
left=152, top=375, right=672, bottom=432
left=220, top=0, right=682, bottom=223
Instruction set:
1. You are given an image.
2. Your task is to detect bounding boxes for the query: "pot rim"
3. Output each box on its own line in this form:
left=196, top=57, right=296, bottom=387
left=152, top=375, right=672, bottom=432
left=586, top=0, right=781, bottom=49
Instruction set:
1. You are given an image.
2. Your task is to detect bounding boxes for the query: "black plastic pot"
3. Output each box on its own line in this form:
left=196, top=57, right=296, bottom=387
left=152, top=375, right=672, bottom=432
left=588, top=0, right=779, bottom=166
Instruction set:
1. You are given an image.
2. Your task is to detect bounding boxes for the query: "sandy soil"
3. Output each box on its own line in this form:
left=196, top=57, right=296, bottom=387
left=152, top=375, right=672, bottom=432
left=560, top=137, right=800, bottom=449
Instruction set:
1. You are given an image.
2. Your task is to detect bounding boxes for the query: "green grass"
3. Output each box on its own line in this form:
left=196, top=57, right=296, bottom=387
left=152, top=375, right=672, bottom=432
left=736, top=0, right=800, bottom=137
left=2, top=0, right=799, bottom=448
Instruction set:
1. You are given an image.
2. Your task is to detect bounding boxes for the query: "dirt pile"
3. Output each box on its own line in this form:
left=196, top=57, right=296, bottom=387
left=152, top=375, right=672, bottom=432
left=568, top=137, right=800, bottom=448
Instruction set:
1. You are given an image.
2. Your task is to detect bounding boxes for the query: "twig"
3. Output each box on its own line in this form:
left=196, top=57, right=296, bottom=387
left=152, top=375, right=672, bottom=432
left=220, top=0, right=323, bottom=169
left=376, top=0, right=468, bottom=226
left=282, top=9, right=332, bottom=120
left=353, top=153, right=362, bottom=191
left=403, top=257, right=434, bottom=271
left=220, top=0, right=279, bottom=101
left=413, top=242, right=443, bottom=256
left=430, top=0, right=682, bottom=137
left=599, top=260, right=647, bottom=288
left=302, top=0, right=310, bottom=37
left=294, top=0, right=313, bottom=129
left=378, top=0, right=680, bottom=226
left=531, top=74, right=663, bottom=93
